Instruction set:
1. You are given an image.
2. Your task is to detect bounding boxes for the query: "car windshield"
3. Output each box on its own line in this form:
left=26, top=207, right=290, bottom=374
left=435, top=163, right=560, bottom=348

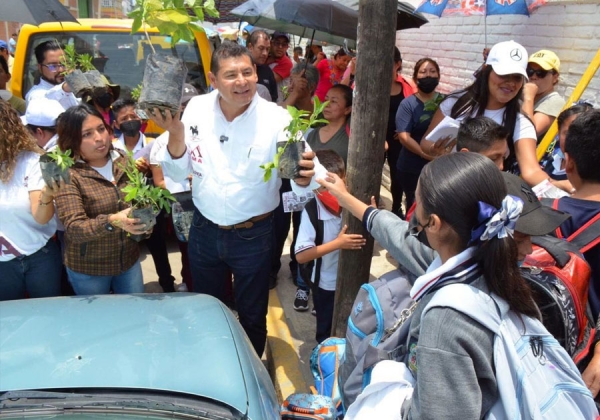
left=23, top=31, right=208, bottom=99
left=0, top=389, right=244, bottom=420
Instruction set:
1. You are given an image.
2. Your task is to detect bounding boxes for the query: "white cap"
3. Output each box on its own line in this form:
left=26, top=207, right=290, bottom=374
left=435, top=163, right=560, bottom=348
left=21, top=98, right=65, bottom=127
left=485, top=40, right=529, bottom=81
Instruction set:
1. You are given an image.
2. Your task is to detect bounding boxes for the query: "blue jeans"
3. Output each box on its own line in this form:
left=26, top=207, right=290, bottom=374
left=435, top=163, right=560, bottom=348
left=66, top=260, right=144, bottom=295
left=0, top=239, right=62, bottom=301
left=188, top=210, right=273, bottom=356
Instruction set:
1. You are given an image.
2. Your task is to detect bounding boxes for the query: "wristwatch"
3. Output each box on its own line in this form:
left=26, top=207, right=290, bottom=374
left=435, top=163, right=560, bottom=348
left=104, top=221, right=115, bottom=232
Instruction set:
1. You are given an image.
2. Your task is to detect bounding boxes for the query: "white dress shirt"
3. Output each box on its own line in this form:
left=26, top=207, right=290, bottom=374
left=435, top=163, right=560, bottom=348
left=25, top=79, right=79, bottom=110
left=112, top=132, right=150, bottom=156
left=157, top=90, right=324, bottom=226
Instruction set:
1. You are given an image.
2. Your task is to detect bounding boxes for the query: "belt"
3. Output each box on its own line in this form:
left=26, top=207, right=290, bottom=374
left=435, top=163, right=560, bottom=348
left=218, top=212, right=272, bottom=230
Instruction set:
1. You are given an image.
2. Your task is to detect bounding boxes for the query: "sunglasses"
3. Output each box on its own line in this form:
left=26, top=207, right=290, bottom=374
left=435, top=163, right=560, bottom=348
left=526, top=68, right=553, bottom=78
left=42, top=63, right=66, bottom=72
left=272, top=42, right=289, bottom=48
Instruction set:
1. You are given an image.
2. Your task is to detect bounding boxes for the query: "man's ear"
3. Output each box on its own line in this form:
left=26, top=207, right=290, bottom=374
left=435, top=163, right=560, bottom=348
left=564, top=152, right=576, bottom=175
left=459, top=147, right=469, bottom=153
left=208, top=72, right=217, bottom=89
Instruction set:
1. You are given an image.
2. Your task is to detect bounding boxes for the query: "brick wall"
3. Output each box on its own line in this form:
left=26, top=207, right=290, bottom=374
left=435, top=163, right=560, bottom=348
left=395, top=0, right=600, bottom=106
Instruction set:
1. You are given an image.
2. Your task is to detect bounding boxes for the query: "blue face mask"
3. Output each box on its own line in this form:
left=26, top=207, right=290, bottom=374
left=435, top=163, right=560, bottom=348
left=552, top=148, right=566, bottom=176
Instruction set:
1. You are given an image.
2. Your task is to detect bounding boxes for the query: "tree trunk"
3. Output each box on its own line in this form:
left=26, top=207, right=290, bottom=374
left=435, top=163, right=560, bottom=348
left=331, top=0, right=397, bottom=337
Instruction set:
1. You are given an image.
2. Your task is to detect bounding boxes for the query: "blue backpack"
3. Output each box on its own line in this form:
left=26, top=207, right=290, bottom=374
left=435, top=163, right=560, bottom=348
left=310, top=337, right=346, bottom=417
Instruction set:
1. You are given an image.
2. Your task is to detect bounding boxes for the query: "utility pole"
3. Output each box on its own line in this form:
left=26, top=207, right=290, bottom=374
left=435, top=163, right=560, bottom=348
left=331, top=0, right=397, bottom=337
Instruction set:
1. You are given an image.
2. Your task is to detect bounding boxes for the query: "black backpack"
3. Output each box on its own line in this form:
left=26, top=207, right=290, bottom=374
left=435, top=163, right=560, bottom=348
left=298, top=199, right=324, bottom=292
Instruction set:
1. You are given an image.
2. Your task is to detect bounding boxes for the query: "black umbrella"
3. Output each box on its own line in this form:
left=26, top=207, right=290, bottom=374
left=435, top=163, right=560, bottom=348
left=232, top=0, right=359, bottom=47
left=0, top=0, right=79, bottom=26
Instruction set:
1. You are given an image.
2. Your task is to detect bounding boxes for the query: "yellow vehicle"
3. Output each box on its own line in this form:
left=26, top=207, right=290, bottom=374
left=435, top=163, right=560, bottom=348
left=12, top=18, right=214, bottom=102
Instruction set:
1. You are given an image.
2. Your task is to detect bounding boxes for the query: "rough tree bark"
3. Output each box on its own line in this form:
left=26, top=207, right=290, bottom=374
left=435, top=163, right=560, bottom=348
left=331, top=0, right=397, bottom=337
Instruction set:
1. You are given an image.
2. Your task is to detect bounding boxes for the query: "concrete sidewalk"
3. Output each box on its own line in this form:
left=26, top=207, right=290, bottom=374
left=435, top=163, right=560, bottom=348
left=140, top=185, right=397, bottom=402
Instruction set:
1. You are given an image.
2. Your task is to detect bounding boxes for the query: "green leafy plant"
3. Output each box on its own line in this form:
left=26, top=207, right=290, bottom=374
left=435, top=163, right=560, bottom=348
left=46, top=148, right=75, bottom=171
left=260, top=98, right=329, bottom=182
left=60, top=44, right=96, bottom=74
left=131, top=83, right=143, bottom=101
left=128, top=0, right=220, bottom=54
left=420, top=93, right=444, bottom=123
left=120, top=153, right=176, bottom=213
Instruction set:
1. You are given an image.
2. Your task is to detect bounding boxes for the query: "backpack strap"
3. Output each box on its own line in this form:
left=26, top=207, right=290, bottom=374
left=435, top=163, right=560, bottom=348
left=565, top=211, right=600, bottom=254
left=301, top=199, right=325, bottom=291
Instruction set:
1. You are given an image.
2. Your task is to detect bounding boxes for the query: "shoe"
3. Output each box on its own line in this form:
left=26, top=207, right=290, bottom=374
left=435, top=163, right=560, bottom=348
left=293, top=288, right=309, bottom=311
left=269, top=273, right=278, bottom=290
left=177, top=283, right=188, bottom=292
left=311, top=307, right=317, bottom=316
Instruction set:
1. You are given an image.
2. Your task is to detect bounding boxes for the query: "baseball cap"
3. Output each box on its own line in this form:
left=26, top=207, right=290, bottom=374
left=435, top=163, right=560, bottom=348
left=181, top=83, right=199, bottom=104
left=0, top=40, right=7, bottom=50
left=486, top=40, right=529, bottom=81
left=272, top=31, right=290, bottom=43
left=502, top=172, right=570, bottom=236
left=529, top=49, right=560, bottom=72
left=21, top=98, right=65, bottom=127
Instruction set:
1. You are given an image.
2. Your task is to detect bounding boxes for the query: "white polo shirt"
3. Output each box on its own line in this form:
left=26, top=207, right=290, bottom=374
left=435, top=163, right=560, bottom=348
left=112, top=132, right=150, bottom=156
left=157, top=90, right=324, bottom=226
left=295, top=198, right=342, bottom=291
left=25, top=79, right=79, bottom=110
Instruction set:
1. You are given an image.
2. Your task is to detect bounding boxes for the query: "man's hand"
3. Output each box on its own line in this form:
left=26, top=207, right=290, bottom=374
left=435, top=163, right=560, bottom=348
left=289, top=71, right=309, bottom=99
left=335, top=224, right=366, bottom=250
left=149, top=107, right=183, bottom=134
left=428, top=136, right=457, bottom=157
left=294, top=150, right=316, bottom=186
left=582, top=344, right=600, bottom=397
left=523, top=82, right=538, bottom=103
left=135, top=157, right=151, bottom=174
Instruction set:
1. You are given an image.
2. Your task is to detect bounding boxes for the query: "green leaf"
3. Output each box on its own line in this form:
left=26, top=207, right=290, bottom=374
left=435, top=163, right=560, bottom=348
left=192, top=7, right=204, bottom=21
left=131, top=16, right=143, bottom=33
left=189, top=21, right=205, bottom=33
left=263, top=170, right=272, bottom=182
left=160, top=9, right=191, bottom=24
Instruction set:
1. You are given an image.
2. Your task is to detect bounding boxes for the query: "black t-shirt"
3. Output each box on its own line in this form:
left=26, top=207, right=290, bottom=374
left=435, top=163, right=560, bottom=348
left=256, top=64, right=278, bottom=102
left=556, top=197, right=600, bottom=320
left=386, top=90, right=406, bottom=158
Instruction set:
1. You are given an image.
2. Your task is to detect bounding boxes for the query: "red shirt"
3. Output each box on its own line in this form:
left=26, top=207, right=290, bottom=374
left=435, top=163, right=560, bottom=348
left=315, top=59, right=344, bottom=102
left=268, top=55, right=293, bottom=80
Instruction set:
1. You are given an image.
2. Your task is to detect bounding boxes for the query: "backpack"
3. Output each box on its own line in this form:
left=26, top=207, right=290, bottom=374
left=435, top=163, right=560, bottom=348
left=338, top=268, right=417, bottom=409
left=423, top=283, right=599, bottom=420
left=298, top=199, right=324, bottom=292
left=310, top=337, right=346, bottom=417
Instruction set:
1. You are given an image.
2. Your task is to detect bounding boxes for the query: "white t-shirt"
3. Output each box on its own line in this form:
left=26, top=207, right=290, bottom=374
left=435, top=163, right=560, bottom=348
left=91, top=159, right=114, bottom=182
left=295, top=198, right=342, bottom=291
left=0, top=152, right=57, bottom=261
left=439, top=95, right=536, bottom=143
left=149, top=137, right=191, bottom=194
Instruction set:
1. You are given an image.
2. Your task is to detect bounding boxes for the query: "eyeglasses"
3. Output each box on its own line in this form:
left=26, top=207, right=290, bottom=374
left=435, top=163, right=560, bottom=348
left=42, top=63, right=66, bottom=72
left=272, top=42, right=289, bottom=48
left=526, top=68, right=553, bottom=78
left=409, top=216, right=432, bottom=237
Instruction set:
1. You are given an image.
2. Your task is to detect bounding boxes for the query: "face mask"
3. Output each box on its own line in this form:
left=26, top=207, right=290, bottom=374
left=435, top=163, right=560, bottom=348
left=408, top=213, right=431, bottom=248
left=94, top=92, right=113, bottom=109
left=120, top=120, right=142, bottom=137
left=317, top=190, right=341, bottom=216
left=517, top=260, right=524, bottom=268
left=416, top=77, right=439, bottom=94
left=552, top=148, right=566, bottom=176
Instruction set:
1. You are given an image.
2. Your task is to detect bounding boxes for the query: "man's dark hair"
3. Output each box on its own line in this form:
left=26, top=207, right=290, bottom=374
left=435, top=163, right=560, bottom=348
left=111, top=98, right=137, bottom=116
left=393, top=46, right=402, bottom=63
left=293, top=46, right=303, bottom=55
left=564, top=108, right=600, bottom=183
left=27, top=124, right=56, bottom=134
left=557, top=103, right=593, bottom=130
left=247, top=30, right=269, bottom=48
left=315, top=149, right=345, bottom=178
left=0, top=55, right=8, bottom=74
left=210, top=41, right=253, bottom=75
left=34, top=39, right=62, bottom=64
left=456, top=116, right=508, bottom=153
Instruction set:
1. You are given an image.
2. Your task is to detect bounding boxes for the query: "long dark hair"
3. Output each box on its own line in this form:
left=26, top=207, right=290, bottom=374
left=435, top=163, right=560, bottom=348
left=444, top=66, right=524, bottom=169
left=57, top=104, right=110, bottom=160
left=419, top=152, right=539, bottom=318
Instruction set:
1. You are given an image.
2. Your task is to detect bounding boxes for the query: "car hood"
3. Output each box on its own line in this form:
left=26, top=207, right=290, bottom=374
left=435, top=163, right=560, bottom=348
left=0, top=294, right=252, bottom=415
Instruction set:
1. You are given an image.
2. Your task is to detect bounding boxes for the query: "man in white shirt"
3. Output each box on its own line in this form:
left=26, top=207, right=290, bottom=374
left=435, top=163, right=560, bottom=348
left=25, top=40, right=79, bottom=110
left=153, top=42, right=319, bottom=356
left=21, top=98, right=65, bottom=151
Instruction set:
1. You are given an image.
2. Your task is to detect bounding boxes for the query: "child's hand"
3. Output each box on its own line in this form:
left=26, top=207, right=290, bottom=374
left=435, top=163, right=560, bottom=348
left=336, top=225, right=366, bottom=250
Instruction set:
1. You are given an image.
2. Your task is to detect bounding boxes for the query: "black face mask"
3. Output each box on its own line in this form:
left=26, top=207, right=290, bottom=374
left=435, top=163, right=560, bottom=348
left=119, top=120, right=142, bottom=137
left=416, top=77, right=439, bottom=94
left=408, top=213, right=431, bottom=249
left=94, top=92, right=113, bottom=109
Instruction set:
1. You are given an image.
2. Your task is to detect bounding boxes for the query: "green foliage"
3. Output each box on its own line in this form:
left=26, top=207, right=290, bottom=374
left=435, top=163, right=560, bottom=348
left=129, top=0, right=219, bottom=48
left=420, top=93, right=444, bottom=123
left=260, top=98, right=329, bottom=182
left=47, top=149, right=75, bottom=171
left=120, top=153, right=176, bottom=213
left=131, top=83, right=143, bottom=101
left=60, top=44, right=97, bottom=74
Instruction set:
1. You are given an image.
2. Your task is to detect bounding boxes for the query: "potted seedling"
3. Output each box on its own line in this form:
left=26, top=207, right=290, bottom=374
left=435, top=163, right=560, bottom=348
left=61, top=44, right=92, bottom=97
left=128, top=0, right=219, bottom=117
left=79, top=53, right=107, bottom=96
left=260, top=98, right=329, bottom=181
left=39, top=148, right=75, bottom=187
left=120, top=153, right=176, bottom=242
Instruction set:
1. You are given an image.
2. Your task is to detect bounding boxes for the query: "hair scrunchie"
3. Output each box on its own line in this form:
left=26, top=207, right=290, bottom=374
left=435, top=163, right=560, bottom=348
left=470, top=194, right=523, bottom=244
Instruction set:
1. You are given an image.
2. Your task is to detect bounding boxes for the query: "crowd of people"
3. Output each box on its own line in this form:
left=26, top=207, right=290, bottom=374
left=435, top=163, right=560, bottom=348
left=1, top=29, right=600, bottom=417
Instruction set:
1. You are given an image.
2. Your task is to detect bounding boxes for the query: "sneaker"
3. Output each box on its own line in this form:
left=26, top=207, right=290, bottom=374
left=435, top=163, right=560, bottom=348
left=293, top=288, right=309, bottom=311
left=177, top=283, right=188, bottom=292
left=311, top=307, right=317, bottom=316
